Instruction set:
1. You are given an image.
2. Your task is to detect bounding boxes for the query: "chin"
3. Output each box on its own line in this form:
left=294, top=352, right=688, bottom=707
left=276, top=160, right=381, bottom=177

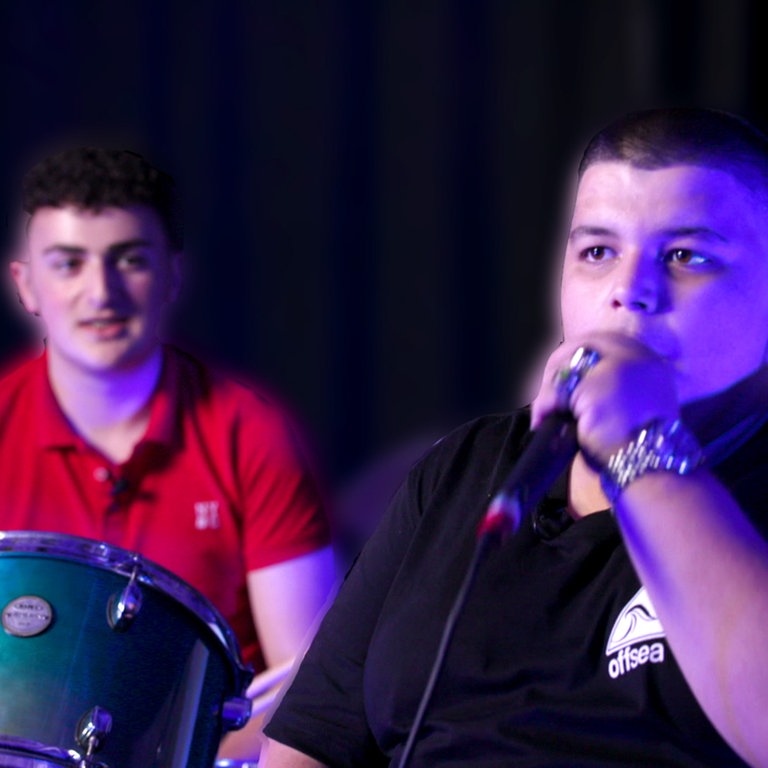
left=73, top=348, right=144, bottom=374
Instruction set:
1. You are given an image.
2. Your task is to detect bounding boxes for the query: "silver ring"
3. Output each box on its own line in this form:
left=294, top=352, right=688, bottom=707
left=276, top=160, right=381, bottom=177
left=553, top=346, right=601, bottom=410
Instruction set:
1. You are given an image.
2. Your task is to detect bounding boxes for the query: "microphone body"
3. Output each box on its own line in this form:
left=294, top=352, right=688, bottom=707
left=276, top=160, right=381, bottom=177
left=479, top=411, right=578, bottom=540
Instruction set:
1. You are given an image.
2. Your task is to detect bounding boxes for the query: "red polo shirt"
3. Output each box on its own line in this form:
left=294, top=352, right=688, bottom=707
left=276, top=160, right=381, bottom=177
left=0, top=345, right=330, bottom=668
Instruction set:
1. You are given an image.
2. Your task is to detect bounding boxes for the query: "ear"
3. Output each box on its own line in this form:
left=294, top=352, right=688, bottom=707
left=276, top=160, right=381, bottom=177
left=9, top=259, right=40, bottom=316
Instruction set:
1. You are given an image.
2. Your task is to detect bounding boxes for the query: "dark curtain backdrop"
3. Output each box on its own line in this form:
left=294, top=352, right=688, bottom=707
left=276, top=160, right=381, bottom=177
left=0, top=0, right=765, bottom=491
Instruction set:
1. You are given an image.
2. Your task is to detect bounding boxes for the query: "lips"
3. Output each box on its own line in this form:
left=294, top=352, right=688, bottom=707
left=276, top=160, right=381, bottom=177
left=79, top=317, right=130, bottom=339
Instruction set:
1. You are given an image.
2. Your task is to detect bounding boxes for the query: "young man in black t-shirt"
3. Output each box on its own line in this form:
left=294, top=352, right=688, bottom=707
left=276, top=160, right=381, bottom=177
left=262, top=108, right=768, bottom=767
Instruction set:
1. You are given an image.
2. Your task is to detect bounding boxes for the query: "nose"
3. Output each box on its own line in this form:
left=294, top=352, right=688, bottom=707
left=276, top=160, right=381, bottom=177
left=85, top=260, right=123, bottom=307
left=610, top=252, right=665, bottom=313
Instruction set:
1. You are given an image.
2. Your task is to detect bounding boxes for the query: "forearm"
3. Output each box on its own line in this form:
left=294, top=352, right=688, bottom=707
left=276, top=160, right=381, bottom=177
left=217, top=660, right=298, bottom=761
left=614, top=469, right=768, bottom=766
left=216, top=549, right=335, bottom=762
left=248, top=546, right=337, bottom=665
left=260, top=737, right=328, bottom=768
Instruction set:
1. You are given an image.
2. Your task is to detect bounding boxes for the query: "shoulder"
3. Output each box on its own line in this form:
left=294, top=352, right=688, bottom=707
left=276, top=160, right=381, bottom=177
left=390, top=409, right=533, bottom=518
left=163, top=345, right=309, bottom=450
left=0, top=353, right=45, bottom=406
left=416, top=409, right=532, bottom=482
left=165, top=344, right=279, bottom=413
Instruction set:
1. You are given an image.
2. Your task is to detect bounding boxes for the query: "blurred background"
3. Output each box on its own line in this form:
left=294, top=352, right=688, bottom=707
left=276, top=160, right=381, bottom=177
left=0, top=0, right=765, bottom=509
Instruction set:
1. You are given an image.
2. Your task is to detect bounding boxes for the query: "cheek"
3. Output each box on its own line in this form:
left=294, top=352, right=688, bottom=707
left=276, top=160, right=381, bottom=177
left=560, top=282, right=599, bottom=336
left=27, top=282, right=66, bottom=317
left=130, top=278, right=175, bottom=322
left=676, top=284, right=768, bottom=364
left=127, top=276, right=163, bottom=303
left=151, top=279, right=175, bottom=307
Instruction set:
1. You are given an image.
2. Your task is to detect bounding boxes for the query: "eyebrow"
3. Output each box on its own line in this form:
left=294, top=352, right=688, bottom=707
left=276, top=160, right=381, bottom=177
left=42, top=238, right=155, bottom=257
left=568, top=226, right=615, bottom=242
left=568, top=225, right=729, bottom=243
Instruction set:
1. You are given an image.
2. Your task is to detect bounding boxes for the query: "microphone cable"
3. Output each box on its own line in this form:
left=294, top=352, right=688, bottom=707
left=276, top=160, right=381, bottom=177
left=395, top=528, right=496, bottom=768
left=395, top=412, right=578, bottom=768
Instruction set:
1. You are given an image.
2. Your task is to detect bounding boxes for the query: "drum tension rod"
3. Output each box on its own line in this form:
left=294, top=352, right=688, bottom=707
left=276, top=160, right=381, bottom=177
left=75, top=705, right=113, bottom=760
left=107, top=565, right=144, bottom=632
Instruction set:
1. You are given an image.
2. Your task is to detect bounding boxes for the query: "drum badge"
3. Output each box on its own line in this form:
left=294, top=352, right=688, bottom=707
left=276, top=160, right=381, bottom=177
left=2, top=595, right=54, bottom=637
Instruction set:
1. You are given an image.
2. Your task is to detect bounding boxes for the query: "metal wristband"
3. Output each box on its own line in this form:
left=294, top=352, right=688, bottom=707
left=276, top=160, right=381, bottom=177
left=600, top=418, right=704, bottom=505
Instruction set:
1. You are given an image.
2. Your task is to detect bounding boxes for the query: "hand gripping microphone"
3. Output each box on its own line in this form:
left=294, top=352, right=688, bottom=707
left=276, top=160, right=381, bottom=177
left=478, top=346, right=600, bottom=541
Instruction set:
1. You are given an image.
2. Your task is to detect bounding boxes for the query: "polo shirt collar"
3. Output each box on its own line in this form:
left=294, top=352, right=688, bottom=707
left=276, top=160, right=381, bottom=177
left=143, top=345, right=181, bottom=448
left=35, top=352, right=80, bottom=449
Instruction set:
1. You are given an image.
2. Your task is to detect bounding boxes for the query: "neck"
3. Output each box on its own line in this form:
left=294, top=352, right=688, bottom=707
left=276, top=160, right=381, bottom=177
left=47, top=348, right=164, bottom=463
left=568, top=452, right=611, bottom=519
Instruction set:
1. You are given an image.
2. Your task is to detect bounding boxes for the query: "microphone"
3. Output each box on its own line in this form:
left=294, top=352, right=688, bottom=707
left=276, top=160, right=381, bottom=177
left=478, top=410, right=578, bottom=541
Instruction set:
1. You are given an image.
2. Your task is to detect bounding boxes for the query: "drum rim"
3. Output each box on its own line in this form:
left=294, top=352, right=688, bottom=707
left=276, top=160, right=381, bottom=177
left=0, top=734, right=84, bottom=766
left=0, top=530, right=252, bottom=690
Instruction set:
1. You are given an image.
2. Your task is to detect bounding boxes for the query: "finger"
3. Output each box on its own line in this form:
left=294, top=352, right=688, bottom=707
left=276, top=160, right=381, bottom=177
left=531, top=345, right=600, bottom=428
left=530, top=347, right=572, bottom=428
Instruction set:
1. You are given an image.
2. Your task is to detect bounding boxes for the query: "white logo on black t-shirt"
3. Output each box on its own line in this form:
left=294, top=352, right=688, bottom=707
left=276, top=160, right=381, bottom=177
left=606, top=586, right=666, bottom=679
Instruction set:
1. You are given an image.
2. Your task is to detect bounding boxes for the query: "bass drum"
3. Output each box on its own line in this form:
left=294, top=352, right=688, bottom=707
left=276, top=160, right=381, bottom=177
left=0, top=531, right=253, bottom=768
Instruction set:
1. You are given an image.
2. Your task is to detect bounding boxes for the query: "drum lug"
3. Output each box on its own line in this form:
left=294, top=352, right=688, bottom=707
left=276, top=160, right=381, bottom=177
left=107, top=566, right=143, bottom=631
left=75, top=705, right=113, bottom=758
left=221, top=696, right=252, bottom=731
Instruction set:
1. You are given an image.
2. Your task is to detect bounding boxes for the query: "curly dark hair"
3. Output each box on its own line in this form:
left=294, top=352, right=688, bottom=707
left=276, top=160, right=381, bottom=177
left=21, top=147, right=183, bottom=249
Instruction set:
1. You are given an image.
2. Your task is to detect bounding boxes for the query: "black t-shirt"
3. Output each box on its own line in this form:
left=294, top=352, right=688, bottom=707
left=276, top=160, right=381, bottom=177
left=266, top=409, right=766, bottom=767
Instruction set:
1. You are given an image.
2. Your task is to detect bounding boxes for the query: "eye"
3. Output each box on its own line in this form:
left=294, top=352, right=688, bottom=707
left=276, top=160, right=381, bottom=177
left=115, top=251, right=150, bottom=271
left=51, top=255, right=84, bottom=274
left=664, top=248, right=709, bottom=267
left=580, top=245, right=615, bottom=263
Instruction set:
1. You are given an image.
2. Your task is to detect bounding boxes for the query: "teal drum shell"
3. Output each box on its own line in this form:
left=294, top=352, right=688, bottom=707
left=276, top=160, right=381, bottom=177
left=0, top=531, right=253, bottom=768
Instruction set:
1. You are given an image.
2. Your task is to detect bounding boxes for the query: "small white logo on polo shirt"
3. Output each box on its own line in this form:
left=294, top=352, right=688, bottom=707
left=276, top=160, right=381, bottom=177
left=194, top=501, right=221, bottom=530
left=606, top=586, right=666, bottom=679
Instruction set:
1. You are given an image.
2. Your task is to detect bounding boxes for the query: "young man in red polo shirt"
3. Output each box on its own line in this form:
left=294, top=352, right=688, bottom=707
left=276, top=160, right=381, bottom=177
left=1, top=147, right=335, bottom=760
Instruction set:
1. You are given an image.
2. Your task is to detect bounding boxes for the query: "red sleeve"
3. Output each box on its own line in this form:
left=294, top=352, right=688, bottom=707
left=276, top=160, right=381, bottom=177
left=236, top=393, right=331, bottom=571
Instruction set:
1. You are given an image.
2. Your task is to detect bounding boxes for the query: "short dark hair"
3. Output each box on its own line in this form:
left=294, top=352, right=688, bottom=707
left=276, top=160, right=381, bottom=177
left=579, top=107, right=768, bottom=197
left=21, top=147, right=183, bottom=249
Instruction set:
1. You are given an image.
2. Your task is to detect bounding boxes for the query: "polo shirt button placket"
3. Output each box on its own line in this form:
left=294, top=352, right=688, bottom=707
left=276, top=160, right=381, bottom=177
left=93, top=466, right=111, bottom=484
left=97, top=463, right=133, bottom=541
left=93, top=464, right=118, bottom=508
left=91, top=462, right=126, bottom=516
